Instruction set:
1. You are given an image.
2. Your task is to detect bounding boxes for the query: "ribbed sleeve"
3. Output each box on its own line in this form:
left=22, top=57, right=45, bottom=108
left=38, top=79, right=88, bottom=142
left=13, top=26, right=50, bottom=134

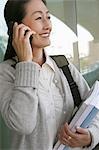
left=15, top=61, right=40, bottom=88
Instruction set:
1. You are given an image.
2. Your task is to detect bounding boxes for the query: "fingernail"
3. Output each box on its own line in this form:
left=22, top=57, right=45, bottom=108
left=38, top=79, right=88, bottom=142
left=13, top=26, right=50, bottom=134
left=76, top=126, right=81, bottom=130
left=14, top=22, right=18, bottom=26
left=76, top=126, right=80, bottom=128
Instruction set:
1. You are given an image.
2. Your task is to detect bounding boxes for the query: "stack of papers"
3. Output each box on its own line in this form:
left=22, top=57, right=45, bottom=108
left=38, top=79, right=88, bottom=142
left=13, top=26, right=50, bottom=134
left=53, top=81, right=99, bottom=150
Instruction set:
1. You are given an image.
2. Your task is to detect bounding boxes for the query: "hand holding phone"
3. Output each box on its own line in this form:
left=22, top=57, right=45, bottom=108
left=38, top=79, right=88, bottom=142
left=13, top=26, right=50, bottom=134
left=11, top=22, right=36, bottom=62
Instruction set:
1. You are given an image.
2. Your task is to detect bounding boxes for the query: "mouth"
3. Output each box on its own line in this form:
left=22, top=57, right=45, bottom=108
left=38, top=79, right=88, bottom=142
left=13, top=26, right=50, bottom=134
left=39, top=33, right=50, bottom=38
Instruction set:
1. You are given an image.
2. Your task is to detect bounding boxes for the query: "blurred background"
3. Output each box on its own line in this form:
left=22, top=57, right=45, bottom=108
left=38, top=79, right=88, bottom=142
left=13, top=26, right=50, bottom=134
left=0, top=0, right=99, bottom=149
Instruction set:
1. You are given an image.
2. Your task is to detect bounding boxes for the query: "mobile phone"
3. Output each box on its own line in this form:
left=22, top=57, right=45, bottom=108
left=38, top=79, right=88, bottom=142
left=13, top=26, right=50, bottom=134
left=24, top=29, right=33, bottom=45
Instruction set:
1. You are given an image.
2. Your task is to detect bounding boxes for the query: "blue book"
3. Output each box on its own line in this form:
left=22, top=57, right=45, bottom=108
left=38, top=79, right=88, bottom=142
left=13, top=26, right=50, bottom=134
left=81, top=106, right=98, bottom=128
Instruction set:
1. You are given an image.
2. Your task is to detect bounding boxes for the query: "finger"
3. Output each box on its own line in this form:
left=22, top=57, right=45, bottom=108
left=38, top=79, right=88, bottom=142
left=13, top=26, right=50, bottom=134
left=76, top=127, right=89, bottom=135
left=25, top=30, right=36, bottom=42
left=59, top=125, right=69, bottom=140
left=13, top=22, right=18, bottom=39
left=13, top=23, right=26, bottom=40
left=64, top=123, right=70, bottom=134
left=59, top=127, right=77, bottom=148
left=58, top=129, right=67, bottom=141
left=13, top=23, right=30, bottom=39
left=62, top=137, right=70, bottom=145
left=62, top=134, right=80, bottom=148
left=59, top=123, right=72, bottom=140
left=19, top=27, right=31, bottom=39
left=64, top=123, right=77, bottom=139
left=62, top=136, right=75, bottom=147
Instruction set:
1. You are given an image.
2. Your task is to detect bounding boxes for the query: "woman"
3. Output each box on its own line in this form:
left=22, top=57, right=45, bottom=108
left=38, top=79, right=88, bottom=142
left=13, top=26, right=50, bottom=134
left=0, top=0, right=99, bottom=149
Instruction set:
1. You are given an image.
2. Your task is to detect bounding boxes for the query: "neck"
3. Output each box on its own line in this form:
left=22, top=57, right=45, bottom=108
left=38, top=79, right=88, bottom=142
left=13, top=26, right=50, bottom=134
left=32, top=48, right=46, bottom=66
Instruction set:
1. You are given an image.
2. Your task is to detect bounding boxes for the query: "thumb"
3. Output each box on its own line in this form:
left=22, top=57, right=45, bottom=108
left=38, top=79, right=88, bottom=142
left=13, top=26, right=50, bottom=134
left=76, top=126, right=88, bottom=135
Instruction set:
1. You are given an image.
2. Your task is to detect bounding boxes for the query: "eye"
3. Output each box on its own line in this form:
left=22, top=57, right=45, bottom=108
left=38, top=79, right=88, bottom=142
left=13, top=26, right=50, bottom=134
left=47, top=16, right=51, bottom=20
left=35, top=17, right=42, bottom=20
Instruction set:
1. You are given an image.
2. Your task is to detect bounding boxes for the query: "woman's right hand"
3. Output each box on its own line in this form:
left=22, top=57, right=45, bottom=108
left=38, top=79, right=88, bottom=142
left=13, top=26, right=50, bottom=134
left=12, top=22, right=36, bottom=62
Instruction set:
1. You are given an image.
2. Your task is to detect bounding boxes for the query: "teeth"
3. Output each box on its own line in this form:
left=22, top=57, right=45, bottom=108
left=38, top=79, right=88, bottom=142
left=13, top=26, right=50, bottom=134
left=40, top=34, right=49, bottom=37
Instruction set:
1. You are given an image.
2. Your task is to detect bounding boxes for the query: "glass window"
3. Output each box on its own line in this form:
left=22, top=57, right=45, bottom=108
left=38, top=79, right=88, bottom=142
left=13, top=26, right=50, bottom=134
left=0, top=0, right=8, bottom=62
left=47, top=0, right=80, bottom=69
left=76, top=0, right=99, bottom=86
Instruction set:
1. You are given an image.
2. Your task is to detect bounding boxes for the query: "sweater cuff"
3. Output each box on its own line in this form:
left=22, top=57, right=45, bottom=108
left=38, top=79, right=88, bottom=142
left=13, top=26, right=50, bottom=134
left=15, top=61, right=40, bottom=88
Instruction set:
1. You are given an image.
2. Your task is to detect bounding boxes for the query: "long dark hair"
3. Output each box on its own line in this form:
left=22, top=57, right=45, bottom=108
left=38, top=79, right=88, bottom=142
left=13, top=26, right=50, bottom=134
left=4, top=0, right=47, bottom=60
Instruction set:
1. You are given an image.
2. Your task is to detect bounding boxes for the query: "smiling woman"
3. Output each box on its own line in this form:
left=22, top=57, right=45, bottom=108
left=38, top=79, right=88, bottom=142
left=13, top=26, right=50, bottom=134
left=4, top=0, right=49, bottom=63
left=0, top=0, right=99, bottom=150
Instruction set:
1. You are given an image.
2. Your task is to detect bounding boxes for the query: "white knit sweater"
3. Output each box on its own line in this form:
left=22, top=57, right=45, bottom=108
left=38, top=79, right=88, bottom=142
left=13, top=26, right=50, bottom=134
left=0, top=56, right=99, bottom=150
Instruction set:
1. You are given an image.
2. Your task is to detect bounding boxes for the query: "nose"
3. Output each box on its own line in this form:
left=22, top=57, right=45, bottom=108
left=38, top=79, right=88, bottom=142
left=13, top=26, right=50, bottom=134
left=43, top=18, right=52, bottom=30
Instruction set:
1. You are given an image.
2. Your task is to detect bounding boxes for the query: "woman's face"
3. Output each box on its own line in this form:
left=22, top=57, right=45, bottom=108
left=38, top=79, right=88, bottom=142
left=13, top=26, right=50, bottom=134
left=22, top=0, right=52, bottom=48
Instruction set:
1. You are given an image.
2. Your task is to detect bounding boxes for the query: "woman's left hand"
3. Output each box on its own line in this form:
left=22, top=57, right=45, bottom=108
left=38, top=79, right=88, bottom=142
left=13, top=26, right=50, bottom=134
left=58, top=123, right=92, bottom=148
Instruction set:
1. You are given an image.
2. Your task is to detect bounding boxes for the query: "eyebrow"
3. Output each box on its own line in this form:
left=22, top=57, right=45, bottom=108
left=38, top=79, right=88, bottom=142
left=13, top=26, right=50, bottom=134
left=32, top=10, right=49, bottom=16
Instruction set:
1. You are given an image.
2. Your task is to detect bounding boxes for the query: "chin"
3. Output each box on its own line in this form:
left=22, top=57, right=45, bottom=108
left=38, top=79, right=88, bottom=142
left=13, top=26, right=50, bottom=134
left=45, top=42, right=51, bottom=46
left=33, top=39, right=51, bottom=48
left=41, top=40, right=51, bottom=47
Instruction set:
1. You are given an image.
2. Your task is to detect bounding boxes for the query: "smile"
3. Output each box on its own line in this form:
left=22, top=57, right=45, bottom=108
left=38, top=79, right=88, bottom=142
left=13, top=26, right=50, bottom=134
left=40, top=33, right=50, bottom=38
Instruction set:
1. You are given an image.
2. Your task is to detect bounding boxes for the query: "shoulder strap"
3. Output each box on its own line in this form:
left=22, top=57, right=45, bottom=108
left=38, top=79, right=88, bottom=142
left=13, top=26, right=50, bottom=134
left=11, top=57, right=18, bottom=68
left=51, top=55, right=82, bottom=107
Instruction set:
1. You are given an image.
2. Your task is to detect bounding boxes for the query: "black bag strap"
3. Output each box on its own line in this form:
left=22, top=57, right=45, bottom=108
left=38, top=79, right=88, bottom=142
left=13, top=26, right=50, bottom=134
left=51, top=55, right=82, bottom=107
